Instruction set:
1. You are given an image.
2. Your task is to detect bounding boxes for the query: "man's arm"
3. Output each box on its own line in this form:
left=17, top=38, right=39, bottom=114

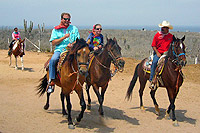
left=52, top=33, right=70, bottom=46
left=152, top=46, right=161, bottom=57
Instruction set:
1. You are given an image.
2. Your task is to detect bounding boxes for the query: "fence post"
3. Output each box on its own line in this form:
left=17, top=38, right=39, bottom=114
left=195, top=55, right=198, bottom=64
left=38, top=40, right=41, bottom=52
left=50, top=42, right=52, bottom=52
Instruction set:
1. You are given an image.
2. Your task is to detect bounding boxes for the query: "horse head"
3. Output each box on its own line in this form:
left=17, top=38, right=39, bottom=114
left=105, top=37, right=125, bottom=72
left=168, top=35, right=187, bottom=67
left=70, top=38, right=90, bottom=76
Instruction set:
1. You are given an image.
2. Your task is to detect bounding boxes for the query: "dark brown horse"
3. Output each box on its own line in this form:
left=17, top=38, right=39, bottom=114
left=126, top=35, right=186, bottom=126
left=9, top=39, right=25, bottom=70
left=37, top=38, right=90, bottom=129
left=86, top=37, right=125, bottom=116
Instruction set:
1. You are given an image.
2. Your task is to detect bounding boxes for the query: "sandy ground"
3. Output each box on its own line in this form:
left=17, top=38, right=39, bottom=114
left=0, top=49, right=200, bottom=133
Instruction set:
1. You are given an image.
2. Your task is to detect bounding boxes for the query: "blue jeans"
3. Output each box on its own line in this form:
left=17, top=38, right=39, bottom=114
left=49, top=51, right=61, bottom=80
left=149, top=54, right=160, bottom=81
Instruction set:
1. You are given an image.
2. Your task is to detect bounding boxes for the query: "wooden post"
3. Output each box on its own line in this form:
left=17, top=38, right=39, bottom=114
left=50, top=42, right=52, bottom=52
left=38, top=40, right=41, bottom=52
left=195, top=55, right=198, bottom=64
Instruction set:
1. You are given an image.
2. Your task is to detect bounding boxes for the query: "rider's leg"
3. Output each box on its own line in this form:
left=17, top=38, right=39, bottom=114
left=149, top=54, right=159, bottom=90
left=8, top=40, right=15, bottom=56
left=47, top=51, right=61, bottom=93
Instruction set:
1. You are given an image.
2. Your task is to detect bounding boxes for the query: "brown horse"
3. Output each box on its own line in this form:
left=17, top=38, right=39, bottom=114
left=37, top=38, right=90, bottom=129
left=126, top=35, right=187, bottom=126
left=9, top=39, right=25, bottom=70
left=86, top=37, right=125, bottom=116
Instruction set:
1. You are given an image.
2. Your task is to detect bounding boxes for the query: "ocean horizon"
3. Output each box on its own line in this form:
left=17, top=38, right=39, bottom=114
left=1, top=25, right=200, bottom=33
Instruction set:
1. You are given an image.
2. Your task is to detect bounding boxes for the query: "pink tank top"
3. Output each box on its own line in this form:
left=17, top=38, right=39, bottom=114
left=12, top=32, right=21, bottom=40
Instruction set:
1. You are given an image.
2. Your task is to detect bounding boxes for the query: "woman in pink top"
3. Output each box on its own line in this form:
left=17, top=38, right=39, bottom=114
left=8, top=27, right=22, bottom=55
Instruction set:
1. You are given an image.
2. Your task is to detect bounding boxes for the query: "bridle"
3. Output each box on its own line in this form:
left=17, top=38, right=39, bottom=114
left=171, top=41, right=186, bottom=67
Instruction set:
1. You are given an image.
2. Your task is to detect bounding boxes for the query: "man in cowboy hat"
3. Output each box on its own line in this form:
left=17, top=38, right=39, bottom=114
left=149, top=20, right=173, bottom=90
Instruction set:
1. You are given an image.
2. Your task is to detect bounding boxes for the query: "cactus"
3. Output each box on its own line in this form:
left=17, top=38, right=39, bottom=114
left=24, top=19, right=27, bottom=33
left=23, top=19, right=33, bottom=38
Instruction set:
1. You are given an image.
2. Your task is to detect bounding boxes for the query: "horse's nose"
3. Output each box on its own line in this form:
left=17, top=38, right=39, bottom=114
left=79, top=68, right=87, bottom=76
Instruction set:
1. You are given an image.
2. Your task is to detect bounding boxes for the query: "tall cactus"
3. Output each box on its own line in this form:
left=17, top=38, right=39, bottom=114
left=24, top=19, right=27, bottom=33
left=23, top=19, right=33, bottom=38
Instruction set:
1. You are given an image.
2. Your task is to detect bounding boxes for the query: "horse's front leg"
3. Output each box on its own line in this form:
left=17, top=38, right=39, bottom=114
left=98, top=84, right=108, bottom=116
left=44, top=92, right=51, bottom=110
left=86, top=84, right=91, bottom=110
left=75, top=89, right=86, bottom=124
left=66, top=94, right=74, bottom=129
left=60, top=92, right=67, bottom=116
left=20, top=56, right=24, bottom=71
left=139, top=78, right=147, bottom=112
left=165, top=88, right=179, bottom=126
left=9, top=56, right=12, bottom=66
left=150, top=88, right=160, bottom=115
left=92, top=84, right=103, bottom=115
left=15, top=56, right=18, bottom=70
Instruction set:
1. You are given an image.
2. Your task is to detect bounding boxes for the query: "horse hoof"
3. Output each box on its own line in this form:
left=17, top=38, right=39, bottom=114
left=43, top=104, right=49, bottom=110
left=140, top=106, right=146, bottom=112
left=165, top=114, right=170, bottom=120
left=155, top=105, right=160, bottom=116
left=155, top=111, right=160, bottom=116
left=68, top=124, right=75, bottom=129
left=173, top=120, right=179, bottom=127
left=74, top=118, right=80, bottom=125
left=62, top=112, right=68, bottom=116
left=87, top=104, right=91, bottom=110
left=62, top=114, right=68, bottom=118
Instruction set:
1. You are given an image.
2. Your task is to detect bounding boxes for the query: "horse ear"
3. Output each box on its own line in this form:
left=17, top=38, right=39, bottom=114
left=76, top=38, right=79, bottom=42
left=181, top=35, right=185, bottom=41
left=113, top=37, right=117, bottom=43
left=106, top=35, right=108, bottom=42
left=21, top=39, right=25, bottom=43
left=173, top=35, right=176, bottom=42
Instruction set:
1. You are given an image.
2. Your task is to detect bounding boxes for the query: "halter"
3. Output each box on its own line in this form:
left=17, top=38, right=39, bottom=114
left=67, top=47, right=89, bottom=92
left=107, top=42, right=123, bottom=69
left=171, top=41, right=186, bottom=66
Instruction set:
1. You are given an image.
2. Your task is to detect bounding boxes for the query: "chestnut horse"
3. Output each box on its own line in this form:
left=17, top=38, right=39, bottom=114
left=126, top=35, right=186, bottom=126
left=9, top=39, right=25, bottom=70
left=37, top=38, right=90, bottom=129
left=86, top=37, right=125, bottom=116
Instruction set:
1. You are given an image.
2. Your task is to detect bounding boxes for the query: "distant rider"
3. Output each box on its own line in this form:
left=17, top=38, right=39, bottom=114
left=8, top=27, right=21, bottom=56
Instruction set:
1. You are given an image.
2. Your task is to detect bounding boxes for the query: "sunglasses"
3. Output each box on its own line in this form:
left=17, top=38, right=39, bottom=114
left=63, top=18, right=70, bottom=21
left=96, top=28, right=102, bottom=31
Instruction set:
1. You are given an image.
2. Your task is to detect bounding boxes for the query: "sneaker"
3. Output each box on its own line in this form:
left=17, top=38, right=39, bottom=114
left=47, top=82, right=55, bottom=93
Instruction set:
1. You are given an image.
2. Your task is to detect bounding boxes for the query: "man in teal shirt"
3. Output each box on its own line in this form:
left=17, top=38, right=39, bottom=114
left=47, top=12, right=80, bottom=93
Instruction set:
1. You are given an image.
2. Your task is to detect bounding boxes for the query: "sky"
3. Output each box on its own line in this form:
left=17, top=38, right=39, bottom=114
left=0, top=0, right=199, bottom=29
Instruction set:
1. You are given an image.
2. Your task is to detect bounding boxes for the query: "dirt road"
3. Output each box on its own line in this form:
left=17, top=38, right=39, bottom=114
left=0, top=50, right=199, bottom=132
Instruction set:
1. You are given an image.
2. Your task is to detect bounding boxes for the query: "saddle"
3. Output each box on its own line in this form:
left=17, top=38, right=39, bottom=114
left=143, top=53, right=167, bottom=87
left=143, top=54, right=166, bottom=76
left=44, top=51, right=69, bottom=77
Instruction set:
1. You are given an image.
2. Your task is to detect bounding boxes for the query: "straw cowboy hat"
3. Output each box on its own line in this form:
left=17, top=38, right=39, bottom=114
left=158, top=20, right=173, bottom=29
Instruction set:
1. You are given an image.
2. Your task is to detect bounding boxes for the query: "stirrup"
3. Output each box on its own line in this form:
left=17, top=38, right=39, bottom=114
left=149, top=81, right=156, bottom=90
left=47, top=82, right=55, bottom=93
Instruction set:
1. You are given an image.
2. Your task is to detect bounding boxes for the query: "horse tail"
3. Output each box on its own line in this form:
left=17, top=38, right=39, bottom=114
left=36, top=74, right=48, bottom=97
left=126, top=63, right=139, bottom=100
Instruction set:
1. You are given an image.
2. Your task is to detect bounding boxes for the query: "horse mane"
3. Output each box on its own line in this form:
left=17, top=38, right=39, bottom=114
left=67, top=38, right=88, bottom=63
